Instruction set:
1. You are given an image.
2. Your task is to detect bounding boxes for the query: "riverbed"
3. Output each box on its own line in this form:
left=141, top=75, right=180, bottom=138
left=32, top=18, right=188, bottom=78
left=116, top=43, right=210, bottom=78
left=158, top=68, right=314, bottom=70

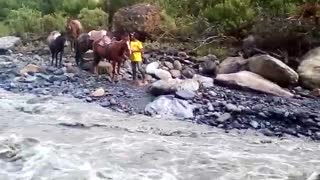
left=0, top=89, right=319, bottom=180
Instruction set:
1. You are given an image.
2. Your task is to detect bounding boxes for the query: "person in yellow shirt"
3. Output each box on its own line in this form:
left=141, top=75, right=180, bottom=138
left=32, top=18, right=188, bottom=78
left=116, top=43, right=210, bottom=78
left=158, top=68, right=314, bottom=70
left=129, top=32, right=146, bottom=85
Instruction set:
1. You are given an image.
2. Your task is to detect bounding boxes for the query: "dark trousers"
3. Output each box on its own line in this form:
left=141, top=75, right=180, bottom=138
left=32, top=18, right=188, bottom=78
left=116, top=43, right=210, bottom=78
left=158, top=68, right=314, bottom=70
left=131, top=61, right=145, bottom=80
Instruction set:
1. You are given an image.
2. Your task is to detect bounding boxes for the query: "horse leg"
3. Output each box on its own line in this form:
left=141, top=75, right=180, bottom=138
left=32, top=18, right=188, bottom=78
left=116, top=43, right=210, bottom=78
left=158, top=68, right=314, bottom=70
left=112, top=61, right=116, bottom=82
left=59, top=50, right=64, bottom=68
left=51, top=52, right=54, bottom=66
left=117, top=61, right=121, bottom=78
left=93, top=53, right=100, bottom=75
left=55, top=52, right=58, bottom=67
left=75, top=42, right=80, bottom=66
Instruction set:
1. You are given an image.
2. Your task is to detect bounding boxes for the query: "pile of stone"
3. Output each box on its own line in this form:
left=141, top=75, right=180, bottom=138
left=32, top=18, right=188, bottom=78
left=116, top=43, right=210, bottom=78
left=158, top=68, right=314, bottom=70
left=143, top=46, right=320, bottom=140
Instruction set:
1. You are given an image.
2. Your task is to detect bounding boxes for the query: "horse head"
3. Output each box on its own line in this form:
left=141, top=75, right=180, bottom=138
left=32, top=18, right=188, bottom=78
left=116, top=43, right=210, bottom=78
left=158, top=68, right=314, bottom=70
left=120, top=33, right=132, bottom=57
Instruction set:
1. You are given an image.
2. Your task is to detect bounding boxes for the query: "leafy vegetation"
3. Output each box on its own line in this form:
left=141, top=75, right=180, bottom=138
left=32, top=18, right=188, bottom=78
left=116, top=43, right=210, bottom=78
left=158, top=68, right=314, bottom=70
left=0, top=0, right=318, bottom=42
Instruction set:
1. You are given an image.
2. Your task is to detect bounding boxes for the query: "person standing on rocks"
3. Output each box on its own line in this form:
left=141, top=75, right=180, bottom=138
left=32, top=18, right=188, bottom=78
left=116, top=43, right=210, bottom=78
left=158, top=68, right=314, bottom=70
left=129, top=32, right=147, bottom=86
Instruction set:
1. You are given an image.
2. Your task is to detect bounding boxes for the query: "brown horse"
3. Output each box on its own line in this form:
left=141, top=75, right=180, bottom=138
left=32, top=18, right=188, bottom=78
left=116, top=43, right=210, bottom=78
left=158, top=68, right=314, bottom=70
left=92, top=33, right=131, bottom=81
left=66, top=18, right=83, bottom=51
left=75, top=30, right=110, bottom=67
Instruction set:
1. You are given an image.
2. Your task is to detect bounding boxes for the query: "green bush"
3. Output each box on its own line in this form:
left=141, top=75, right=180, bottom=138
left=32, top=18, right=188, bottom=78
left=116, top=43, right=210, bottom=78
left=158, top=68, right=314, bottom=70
left=159, top=10, right=176, bottom=32
left=202, top=0, right=256, bottom=33
left=41, top=12, right=67, bottom=32
left=78, top=8, right=108, bottom=30
left=6, top=6, right=43, bottom=34
left=0, top=21, right=10, bottom=36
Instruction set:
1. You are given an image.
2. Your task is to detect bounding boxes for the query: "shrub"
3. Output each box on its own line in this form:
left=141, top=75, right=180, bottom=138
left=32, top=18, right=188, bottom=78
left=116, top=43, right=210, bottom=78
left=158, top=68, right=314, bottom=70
left=78, top=8, right=108, bottom=30
left=173, top=15, right=210, bottom=38
left=159, top=10, right=176, bottom=32
left=202, top=0, right=256, bottom=33
left=6, top=6, right=42, bottom=34
left=41, top=12, right=67, bottom=32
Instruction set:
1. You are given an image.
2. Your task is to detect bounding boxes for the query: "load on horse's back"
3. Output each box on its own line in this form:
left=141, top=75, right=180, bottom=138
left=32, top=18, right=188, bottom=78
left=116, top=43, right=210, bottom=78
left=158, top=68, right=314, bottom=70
left=66, top=18, right=83, bottom=51
left=92, top=32, right=131, bottom=81
left=75, top=29, right=110, bottom=67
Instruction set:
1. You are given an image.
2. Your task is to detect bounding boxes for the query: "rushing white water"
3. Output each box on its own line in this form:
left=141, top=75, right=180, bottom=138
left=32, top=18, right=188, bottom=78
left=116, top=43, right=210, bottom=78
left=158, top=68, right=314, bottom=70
left=0, top=89, right=319, bottom=180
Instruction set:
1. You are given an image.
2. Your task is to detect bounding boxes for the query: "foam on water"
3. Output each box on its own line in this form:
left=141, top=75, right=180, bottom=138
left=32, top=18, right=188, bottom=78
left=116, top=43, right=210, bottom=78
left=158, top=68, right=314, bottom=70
left=0, top=89, right=319, bottom=180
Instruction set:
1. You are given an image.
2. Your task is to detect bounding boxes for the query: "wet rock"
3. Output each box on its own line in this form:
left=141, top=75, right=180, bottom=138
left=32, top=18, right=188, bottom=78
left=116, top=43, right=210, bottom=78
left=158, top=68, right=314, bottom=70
left=250, top=120, right=259, bottom=129
left=178, top=51, right=188, bottom=58
left=19, top=75, right=37, bottom=83
left=66, top=65, right=80, bottom=74
left=298, top=47, right=320, bottom=89
left=207, top=103, right=214, bottom=111
left=49, top=75, right=68, bottom=82
left=217, top=113, right=231, bottom=123
left=100, top=100, right=111, bottom=107
left=175, top=90, right=196, bottom=100
left=218, top=56, right=248, bottom=74
left=177, top=79, right=200, bottom=92
left=197, top=54, right=218, bottom=62
left=0, top=36, right=21, bottom=51
left=145, top=95, right=194, bottom=119
left=154, top=69, right=172, bottom=80
left=149, top=79, right=181, bottom=96
left=91, top=87, right=105, bottom=97
left=306, top=172, right=320, bottom=180
left=182, top=67, right=195, bottom=79
left=86, top=97, right=93, bottom=102
left=215, top=71, right=294, bottom=97
left=173, top=60, right=182, bottom=70
left=20, top=64, right=44, bottom=76
left=146, top=61, right=159, bottom=75
left=199, top=60, right=218, bottom=76
left=208, top=91, right=217, bottom=97
left=109, top=98, right=117, bottom=105
left=310, top=89, right=320, bottom=97
left=248, top=55, right=298, bottom=86
left=259, top=129, right=274, bottom=136
left=170, top=69, right=181, bottom=78
left=149, top=79, right=199, bottom=96
left=192, top=74, right=214, bottom=88
left=225, top=103, right=241, bottom=112
left=164, top=61, right=174, bottom=69
left=45, top=66, right=56, bottom=73
left=53, top=69, right=64, bottom=76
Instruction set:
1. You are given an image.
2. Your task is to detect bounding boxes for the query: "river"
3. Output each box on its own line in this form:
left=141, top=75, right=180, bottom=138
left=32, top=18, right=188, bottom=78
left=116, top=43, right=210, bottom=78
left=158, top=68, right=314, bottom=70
left=0, top=89, right=319, bottom=180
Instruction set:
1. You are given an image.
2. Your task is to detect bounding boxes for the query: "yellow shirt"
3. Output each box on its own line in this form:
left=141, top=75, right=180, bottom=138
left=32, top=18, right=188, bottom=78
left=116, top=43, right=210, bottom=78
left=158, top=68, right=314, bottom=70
left=130, top=40, right=143, bottom=62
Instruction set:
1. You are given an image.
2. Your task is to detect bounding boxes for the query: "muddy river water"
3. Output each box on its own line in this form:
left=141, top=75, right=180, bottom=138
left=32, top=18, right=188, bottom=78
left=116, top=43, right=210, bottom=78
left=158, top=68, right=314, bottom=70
left=0, top=89, right=319, bottom=180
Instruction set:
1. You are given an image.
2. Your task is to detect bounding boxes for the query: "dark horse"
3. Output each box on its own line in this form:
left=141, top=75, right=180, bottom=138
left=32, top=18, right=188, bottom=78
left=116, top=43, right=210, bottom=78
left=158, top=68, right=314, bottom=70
left=75, top=30, right=109, bottom=67
left=49, top=33, right=67, bottom=68
left=92, top=33, right=131, bottom=81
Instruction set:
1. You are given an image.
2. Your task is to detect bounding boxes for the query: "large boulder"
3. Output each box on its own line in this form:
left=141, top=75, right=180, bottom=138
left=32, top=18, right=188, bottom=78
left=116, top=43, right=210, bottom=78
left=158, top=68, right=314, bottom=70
left=112, top=3, right=162, bottom=36
left=149, top=79, right=181, bottom=96
left=193, top=74, right=214, bottom=88
left=298, top=47, right=320, bottom=89
left=154, top=69, right=172, bottom=80
left=20, top=64, right=44, bottom=76
left=199, top=60, right=218, bottom=76
left=145, top=95, right=194, bottom=119
left=182, top=67, right=196, bottom=79
left=0, top=36, right=21, bottom=53
left=218, top=57, right=248, bottom=74
left=146, top=61, right=159, bottom=75
left=215, top=71, right=294, bottom=97
left=248, top=55, right=298, bottom=86
left=177, top=79, right=199, bottom=92
left=149, top=78, right=200, bottom=96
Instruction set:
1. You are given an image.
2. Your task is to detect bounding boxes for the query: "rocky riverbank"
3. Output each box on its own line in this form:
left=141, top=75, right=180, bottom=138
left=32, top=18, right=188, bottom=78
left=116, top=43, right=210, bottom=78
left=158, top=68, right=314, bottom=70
left=1, top=36, right=320, bottom=141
